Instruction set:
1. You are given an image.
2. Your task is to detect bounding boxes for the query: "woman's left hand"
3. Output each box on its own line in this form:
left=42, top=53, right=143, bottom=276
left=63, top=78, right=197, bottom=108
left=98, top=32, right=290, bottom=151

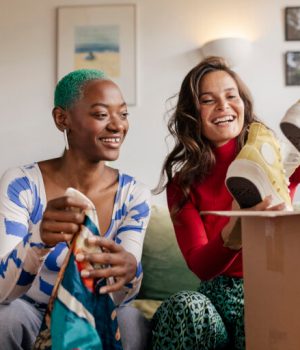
left=222, top=196, right=287, bottom=250
left=75, top=237, right=137, bottom=294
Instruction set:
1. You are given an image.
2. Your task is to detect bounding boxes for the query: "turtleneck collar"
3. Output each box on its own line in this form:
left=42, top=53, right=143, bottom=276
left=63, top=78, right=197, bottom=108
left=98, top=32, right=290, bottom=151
left=213, top=138, right=238, bottom=163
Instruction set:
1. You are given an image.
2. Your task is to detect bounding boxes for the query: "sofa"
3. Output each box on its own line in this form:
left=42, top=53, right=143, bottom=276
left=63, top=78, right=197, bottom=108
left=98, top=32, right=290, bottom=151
left=132, top=205, right=200, bottom=319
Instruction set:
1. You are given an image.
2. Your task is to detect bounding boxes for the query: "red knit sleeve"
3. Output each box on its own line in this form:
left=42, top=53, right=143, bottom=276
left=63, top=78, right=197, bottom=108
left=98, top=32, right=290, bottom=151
left=289, top=165, right=300, bottom=200
left=167, top=180, right=241, bottom=281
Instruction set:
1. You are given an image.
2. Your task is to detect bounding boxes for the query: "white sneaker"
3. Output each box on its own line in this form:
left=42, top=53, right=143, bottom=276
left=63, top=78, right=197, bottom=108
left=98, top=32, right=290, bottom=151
left=280, top=139, right=300, bottom=178
left=280, top=100, right=300, bottom=152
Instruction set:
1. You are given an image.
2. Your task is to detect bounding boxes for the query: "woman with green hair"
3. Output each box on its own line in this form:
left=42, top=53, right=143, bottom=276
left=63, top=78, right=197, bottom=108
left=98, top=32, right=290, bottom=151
left=0, top=69, right=151, bottom=349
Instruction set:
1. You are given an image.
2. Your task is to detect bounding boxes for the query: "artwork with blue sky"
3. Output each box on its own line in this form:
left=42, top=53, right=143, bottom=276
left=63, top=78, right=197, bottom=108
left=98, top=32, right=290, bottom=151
left=74, top=25, right=120, bottom=77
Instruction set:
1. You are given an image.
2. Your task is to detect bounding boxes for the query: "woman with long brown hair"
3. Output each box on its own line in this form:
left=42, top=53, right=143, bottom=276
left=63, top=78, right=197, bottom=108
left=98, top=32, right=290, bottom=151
left=151, top=56, right=295, bottom=349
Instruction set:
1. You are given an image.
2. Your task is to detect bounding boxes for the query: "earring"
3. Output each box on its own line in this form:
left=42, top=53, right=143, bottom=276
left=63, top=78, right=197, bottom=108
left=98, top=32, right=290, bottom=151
left=63, top=129, right=69, bottom=150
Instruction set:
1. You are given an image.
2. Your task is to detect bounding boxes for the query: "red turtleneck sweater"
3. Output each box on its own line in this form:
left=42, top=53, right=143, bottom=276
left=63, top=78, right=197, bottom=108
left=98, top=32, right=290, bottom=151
left=167, top=138, right=300, bottom=281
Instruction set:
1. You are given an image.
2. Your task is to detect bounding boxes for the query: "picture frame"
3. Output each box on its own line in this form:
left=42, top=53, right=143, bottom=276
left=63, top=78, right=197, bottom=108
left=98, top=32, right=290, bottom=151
left=285, top=51, right=300, bottom=86
left=57, top=5, right=136, bottom=105
left=285, top=7, right=300, bottom=41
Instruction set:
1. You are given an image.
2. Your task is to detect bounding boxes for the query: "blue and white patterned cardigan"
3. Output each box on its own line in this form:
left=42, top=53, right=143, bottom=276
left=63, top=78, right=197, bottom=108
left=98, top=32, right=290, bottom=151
left=0, top=163, right=151, bottom=306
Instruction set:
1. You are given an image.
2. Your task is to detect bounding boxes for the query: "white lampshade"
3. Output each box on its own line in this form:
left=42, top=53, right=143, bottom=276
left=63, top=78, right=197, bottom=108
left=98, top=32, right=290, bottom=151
left=201, top=37, right=252, bottom=67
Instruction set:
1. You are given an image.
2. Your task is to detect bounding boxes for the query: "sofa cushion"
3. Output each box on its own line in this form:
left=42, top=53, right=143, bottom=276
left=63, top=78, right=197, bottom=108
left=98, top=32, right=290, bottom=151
left=138, top=205, right=199, bottom=300
left=131, top=299, right=162, bottom=320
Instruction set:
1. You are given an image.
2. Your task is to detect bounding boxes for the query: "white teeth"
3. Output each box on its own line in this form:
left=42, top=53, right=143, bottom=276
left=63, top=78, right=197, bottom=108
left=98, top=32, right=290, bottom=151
left=101, top=137, right=121, bottom=143
left=213, top=116, right=234, bottom=124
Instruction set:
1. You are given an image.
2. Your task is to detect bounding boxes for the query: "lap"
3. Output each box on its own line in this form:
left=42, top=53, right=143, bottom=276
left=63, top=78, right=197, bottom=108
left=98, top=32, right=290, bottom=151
left=117, top=304, right=152, bottom=350
left=0, top=298, right=44, bottom=327
left=0, top=299, right=44, bottom=350
left=0, top=299, right=151, bottom=350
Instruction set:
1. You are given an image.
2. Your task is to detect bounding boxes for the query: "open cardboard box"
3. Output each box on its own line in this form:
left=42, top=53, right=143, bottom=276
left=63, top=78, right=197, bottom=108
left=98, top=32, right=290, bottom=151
left=202, top=209, right=300, bottom=350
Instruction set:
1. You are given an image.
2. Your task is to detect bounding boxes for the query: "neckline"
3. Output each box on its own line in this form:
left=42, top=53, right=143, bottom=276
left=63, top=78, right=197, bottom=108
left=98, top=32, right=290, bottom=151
left=33, top=162, right=122, bottom=237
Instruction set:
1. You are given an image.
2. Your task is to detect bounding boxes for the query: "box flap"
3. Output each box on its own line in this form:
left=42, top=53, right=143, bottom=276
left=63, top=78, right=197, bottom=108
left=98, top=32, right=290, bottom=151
left=200, top=209, right=300, bottom=217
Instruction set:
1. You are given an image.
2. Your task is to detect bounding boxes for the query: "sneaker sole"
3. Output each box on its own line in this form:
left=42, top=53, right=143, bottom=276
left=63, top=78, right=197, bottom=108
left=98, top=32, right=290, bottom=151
left=226, top=177, right=262, bottom=208
left=226, top=159, right=290, bottom=209
left=280, top=122, right=300, bottom=152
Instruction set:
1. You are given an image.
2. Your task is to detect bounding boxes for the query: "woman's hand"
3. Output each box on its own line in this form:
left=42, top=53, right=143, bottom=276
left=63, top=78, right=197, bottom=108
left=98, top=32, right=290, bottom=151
left=251, top=195, right=286, bottom=211
left=40, top=196, right=89, bottom=247
left=222, top=195, right=286, bottom=250
left=75, top=236, right=137, bottom=294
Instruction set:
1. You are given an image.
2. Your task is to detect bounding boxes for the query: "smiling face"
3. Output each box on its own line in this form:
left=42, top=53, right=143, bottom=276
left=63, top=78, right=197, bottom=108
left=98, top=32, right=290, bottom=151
left=66, top=79, right=129, bottom=162
left=199, top=70, right=245, bottom=147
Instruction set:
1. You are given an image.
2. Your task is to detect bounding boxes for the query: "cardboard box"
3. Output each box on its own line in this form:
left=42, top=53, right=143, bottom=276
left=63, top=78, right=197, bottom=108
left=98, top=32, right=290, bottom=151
left=202, top=210, right=300, bottom=350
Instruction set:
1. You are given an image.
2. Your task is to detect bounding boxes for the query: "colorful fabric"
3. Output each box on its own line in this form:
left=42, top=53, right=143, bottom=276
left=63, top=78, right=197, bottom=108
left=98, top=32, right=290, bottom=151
left=151, top=276, right=244, bottom=350
left=0, top=163, right=151, bottom=307
left=34, top=188, right=123, bottom=349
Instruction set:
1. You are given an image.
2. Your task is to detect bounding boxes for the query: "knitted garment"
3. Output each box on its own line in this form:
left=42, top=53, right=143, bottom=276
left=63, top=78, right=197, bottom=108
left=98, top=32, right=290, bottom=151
left=34, top=188, right=122, bottom=350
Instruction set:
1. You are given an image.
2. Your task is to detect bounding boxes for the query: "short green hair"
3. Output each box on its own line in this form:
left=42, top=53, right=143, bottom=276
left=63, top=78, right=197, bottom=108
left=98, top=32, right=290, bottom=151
left=54, top=69, right=107, bottom=109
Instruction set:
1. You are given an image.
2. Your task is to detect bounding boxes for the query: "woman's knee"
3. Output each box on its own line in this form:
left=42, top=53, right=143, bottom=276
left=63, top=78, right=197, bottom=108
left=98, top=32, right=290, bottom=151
left=0, top=301, right=23, bottom=332
left=155, top=290, right=211, bottom=319
left=117, top=305, right=152, bottom=350
left=0, top=299, right=43, bottom=349
left=152, top=290, right=228, bottom=349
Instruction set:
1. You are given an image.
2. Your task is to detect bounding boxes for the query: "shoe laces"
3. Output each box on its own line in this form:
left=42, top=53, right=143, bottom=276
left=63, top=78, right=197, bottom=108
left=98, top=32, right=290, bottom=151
left=275, top=146, right=291, bottom=190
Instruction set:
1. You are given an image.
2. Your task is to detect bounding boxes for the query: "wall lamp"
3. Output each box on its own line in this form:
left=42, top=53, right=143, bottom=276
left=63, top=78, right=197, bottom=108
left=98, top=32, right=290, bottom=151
left=201, top=37, right=252, bottom=67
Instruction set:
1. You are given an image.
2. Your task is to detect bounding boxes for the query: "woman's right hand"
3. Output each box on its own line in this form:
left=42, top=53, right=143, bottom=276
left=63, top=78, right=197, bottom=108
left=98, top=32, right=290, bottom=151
left=40, top=196, right=89, bottom=247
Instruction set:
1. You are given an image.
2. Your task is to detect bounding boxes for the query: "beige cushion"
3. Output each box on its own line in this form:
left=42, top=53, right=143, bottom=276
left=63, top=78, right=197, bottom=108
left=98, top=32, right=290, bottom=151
left=131, top=299, right=162, bottom=320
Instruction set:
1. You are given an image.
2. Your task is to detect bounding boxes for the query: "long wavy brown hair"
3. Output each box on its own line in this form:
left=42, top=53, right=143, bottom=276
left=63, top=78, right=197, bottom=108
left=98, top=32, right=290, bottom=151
left=156, top=56, right=260, bottom=216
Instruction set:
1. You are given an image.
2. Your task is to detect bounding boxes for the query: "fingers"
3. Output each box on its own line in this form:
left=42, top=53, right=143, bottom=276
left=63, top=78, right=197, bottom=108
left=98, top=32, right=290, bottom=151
left=80, top=263, right=130, bottom=294
left=251, top=195, right=286, bottom=212
left=268, top=202, right=286, bottom=211
left=85, top=236, right=121, bottom=252
left=41, top=231, right=75, bottom=246
left=40, top=196, right=88, bottom=246
left=231, top=200, right=240, bottom=211
left=76, top=249, right=124, bottom=272
left=47, top=196, right=90, bottom=211
left=251, top=195, right=272, bottom=210
left=75, top=237, right=137, bottom=293
left=42, top=213, right=84, bottom=233
left=80, top=263, right=127, bottom=280
left=101, top=278, right=127, bottom=294
left=43, top=209, right=85, bottom=223
left=40, top=222, right=81, bottom=246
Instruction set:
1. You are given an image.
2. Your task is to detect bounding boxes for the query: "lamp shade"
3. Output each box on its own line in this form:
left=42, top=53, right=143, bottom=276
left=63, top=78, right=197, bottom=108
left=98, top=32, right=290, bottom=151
left=201, top=37, right=252, bottom=67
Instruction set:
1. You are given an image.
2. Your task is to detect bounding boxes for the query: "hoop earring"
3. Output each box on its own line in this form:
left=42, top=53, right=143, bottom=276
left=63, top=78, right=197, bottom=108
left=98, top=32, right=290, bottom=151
left=63, top=129, right=69, bottom=150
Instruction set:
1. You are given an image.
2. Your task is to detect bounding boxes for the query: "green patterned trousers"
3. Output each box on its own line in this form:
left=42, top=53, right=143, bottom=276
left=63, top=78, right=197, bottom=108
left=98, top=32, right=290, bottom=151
left=151, top=276, right=244, bottom=350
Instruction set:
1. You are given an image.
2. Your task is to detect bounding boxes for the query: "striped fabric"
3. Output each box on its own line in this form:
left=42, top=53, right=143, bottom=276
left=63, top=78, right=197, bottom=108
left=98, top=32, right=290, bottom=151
left=34, top=188, right=123, bottom=350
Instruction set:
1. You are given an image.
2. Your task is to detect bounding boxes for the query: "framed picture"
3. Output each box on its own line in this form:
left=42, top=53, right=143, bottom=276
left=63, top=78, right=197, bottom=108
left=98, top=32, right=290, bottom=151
left=285, top=7, right=300, bottom=41
left=285, top=51, right=300, bottom=86
left=57, top=5, right=136, bottom=105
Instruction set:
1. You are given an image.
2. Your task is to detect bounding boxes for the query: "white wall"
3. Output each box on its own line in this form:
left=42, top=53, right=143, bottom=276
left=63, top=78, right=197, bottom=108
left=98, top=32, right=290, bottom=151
left=1, top=0, right=300, bottom=205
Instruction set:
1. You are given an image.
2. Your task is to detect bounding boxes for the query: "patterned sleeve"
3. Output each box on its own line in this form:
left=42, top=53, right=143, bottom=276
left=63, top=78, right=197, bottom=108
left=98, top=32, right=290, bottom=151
left=110, top=179, right=151, bottom=306
left=0, top=167, right=48, bottom=302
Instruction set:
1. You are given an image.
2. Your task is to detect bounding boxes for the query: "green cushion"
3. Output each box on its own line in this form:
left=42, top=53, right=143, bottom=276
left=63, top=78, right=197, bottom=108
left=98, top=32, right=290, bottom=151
left=138, top=205, right=199, bottom=300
